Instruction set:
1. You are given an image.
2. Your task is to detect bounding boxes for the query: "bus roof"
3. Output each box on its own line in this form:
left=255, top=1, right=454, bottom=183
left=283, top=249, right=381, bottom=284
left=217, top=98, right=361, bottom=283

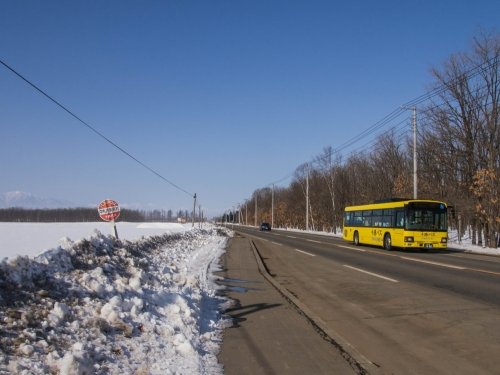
left=344, top=199, right=447, bottom=212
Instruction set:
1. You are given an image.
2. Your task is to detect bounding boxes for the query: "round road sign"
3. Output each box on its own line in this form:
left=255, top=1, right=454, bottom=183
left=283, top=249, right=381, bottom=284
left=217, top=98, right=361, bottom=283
left=98, top=199, right=120, bottom=221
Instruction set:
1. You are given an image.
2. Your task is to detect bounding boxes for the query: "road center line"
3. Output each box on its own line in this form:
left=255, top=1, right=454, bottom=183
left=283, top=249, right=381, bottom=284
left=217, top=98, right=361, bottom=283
left=306, top=239, right=322, bottom=244
left=337, top=244, right=366, bottom=252
left=344, top=265, right=398, bottom=283
left=467, top=268, right=500, bottom=277
left=400, top=257, right=465, bottom=270
left=295, top=249, right=315, bottom=256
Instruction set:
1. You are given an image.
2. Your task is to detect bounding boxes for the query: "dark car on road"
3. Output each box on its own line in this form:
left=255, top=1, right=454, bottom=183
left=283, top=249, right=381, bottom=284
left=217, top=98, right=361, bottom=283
left=260, top=222, right=271, bottom=231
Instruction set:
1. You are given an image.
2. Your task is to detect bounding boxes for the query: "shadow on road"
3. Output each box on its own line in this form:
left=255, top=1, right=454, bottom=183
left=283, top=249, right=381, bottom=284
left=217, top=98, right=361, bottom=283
left=225, top=302, right=282, bottom=327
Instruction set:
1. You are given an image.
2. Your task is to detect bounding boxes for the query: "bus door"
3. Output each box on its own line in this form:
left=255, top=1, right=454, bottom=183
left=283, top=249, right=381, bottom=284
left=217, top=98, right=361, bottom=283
left=393, top=209, right=405, bottom=246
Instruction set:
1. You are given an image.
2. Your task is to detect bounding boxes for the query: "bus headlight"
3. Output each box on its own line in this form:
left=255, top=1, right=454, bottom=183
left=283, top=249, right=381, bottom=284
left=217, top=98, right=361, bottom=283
left=441, top=237, right=448, bottom=243
left=404, top=236, right=414, bottom=242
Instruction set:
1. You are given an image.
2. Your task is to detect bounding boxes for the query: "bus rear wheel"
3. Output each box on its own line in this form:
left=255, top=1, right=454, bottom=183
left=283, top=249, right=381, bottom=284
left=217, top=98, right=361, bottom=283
left=383, top=233, right=392, bottom=251
left=353, top=231, right=360, bottom=246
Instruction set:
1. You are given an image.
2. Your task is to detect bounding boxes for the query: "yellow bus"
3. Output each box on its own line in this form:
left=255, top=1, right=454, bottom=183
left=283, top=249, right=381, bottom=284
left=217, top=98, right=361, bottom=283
left=343, top=199, right=448, bottom=250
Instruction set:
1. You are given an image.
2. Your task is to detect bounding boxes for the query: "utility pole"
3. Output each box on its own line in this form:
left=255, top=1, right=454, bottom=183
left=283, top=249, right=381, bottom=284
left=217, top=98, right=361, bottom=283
left=402, top=106, right=418, bottom=199
left=306, top=167, right=309, bottom=231
left=271, top=184, right=274, bottom=229
left=255, top=197, right=257, bottom=227
left=245, top=200, right=248, bottom=226
left=412, top=106, right=418, bottom=199
left=192, top=193, right=197, bottom=227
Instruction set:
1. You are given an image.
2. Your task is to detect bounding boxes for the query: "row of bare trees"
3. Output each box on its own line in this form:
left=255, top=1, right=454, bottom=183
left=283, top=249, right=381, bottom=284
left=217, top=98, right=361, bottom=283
left=0, top=208, right=191, bottom=223
left=231, top=33, right=499, bottom=248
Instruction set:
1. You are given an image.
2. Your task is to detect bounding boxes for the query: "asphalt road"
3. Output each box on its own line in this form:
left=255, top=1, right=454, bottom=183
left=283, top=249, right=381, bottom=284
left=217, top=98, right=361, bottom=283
left=232, top=225, right=500, bottom=374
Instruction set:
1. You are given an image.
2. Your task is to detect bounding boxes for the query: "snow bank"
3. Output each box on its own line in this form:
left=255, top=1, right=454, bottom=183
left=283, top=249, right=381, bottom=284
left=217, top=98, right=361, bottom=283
left=0, top=226, right=232, bottom=374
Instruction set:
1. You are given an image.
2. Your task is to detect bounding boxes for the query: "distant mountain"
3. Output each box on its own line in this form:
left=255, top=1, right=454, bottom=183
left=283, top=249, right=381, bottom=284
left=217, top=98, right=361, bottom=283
left=0, top=191, right=74, bottom=209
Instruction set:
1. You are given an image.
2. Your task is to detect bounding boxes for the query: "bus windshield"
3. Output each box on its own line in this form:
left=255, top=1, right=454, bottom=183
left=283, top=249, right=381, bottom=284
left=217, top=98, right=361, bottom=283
left=406, top=202, right=447, bottom=231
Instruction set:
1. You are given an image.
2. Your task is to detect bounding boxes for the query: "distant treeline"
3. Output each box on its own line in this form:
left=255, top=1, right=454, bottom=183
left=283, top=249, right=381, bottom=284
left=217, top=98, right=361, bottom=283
left=0, top=208, right=192, bottom=223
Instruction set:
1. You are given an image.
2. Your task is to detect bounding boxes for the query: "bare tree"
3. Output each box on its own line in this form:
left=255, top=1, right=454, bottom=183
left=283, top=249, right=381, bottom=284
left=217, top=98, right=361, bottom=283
left=371, top=130, right=411, bottom=198
left=315, top=146, right=343, bottom=232
left=425, top=31, right=500, bottom=246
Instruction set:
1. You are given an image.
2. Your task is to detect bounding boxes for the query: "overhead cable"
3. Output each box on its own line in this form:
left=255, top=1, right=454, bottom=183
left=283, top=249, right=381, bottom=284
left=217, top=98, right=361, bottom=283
left=0, top=58, right=195, bottom=198
left=259, top=53, right=499, bottom=194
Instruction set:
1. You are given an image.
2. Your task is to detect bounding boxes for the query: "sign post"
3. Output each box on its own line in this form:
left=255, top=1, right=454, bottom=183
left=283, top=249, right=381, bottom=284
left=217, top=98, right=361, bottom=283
left=98, top=199, right=121, bottom=239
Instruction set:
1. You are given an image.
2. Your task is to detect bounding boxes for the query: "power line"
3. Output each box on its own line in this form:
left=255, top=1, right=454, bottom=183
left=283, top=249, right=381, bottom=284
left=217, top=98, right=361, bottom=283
left=343, top=117, right=411, bottom=160
left=331, top=58, right=494, bottom=159
left=0, top=58, right=195, bottom=198
left=267, top=112, right=411, bottom=187
left=334, top=108, right=407, bottom=153
left=401, top=54, right=499, bottom=107
left=257, top=52, right=499, bottom=196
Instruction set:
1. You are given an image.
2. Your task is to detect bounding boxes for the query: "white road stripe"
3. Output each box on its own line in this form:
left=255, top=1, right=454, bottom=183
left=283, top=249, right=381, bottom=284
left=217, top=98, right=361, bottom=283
left=306, top=239, right=322, bottom=244
left=344, top=265, right=398, bottom=283
left=272, top=241, right=283, bottom=246
left=287, top=235, right=297, bottom=238
left=400, top=257, right=465, bottom=270
left=337, top=244, right=366, bottom=252
left=467, top=268, right=500, bottom=277
left=295, top=249, right=315, bottom=257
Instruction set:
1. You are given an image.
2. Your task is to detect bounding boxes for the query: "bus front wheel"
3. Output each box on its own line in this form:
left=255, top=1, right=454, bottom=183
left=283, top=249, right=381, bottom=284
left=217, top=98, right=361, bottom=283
left=383, top=233, right=392, bottom=251
left=353, top=231, right=360, bottom=246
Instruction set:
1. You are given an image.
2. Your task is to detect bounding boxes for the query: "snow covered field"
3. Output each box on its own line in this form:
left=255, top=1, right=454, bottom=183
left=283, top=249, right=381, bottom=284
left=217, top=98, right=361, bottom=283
left=0, top=222, right=192, bottom=260
left=0, top=223, right=232, bottom=374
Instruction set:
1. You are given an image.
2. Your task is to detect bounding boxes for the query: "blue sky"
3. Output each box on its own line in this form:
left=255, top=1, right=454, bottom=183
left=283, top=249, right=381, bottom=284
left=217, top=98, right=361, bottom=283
left=1, top=1, right=499, bottom=217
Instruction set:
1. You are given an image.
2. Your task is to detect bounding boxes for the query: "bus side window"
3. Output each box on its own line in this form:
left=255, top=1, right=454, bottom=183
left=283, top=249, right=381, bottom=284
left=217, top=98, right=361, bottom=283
left=344, top=213, right=351, bottom=226
left=354, top=211, right=363, bottom=226
left=396, top=210, right=405, bottom=228
left=382, top=216, right=391, bottom=227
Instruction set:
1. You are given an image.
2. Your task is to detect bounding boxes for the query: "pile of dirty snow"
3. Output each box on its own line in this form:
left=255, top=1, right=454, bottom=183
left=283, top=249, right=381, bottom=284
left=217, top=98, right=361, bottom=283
left=0, top=227, right=232, bottom=374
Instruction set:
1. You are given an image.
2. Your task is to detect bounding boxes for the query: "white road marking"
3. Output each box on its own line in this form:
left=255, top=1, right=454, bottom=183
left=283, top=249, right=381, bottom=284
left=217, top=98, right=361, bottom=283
left=467, top=268, right=500, bottom=277
left=306, top=239, right=322, bottom=244
left=295, top=249, right=315, bottom=257
left=400, top=257, right=465, bottom=270
left=443, top=253, right=470, bottom=258
left=287, top=235, right=297, bottom=239
left=337, top=244, right=366, bottom=252
left=343, top=265, right=399, bottom=283
left=272, top=241, right=283, bottom=246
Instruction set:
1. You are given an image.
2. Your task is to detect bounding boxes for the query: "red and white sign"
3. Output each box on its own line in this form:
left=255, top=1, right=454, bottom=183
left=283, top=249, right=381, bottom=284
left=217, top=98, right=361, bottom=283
left=98, top=199, right=120, bottom=222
